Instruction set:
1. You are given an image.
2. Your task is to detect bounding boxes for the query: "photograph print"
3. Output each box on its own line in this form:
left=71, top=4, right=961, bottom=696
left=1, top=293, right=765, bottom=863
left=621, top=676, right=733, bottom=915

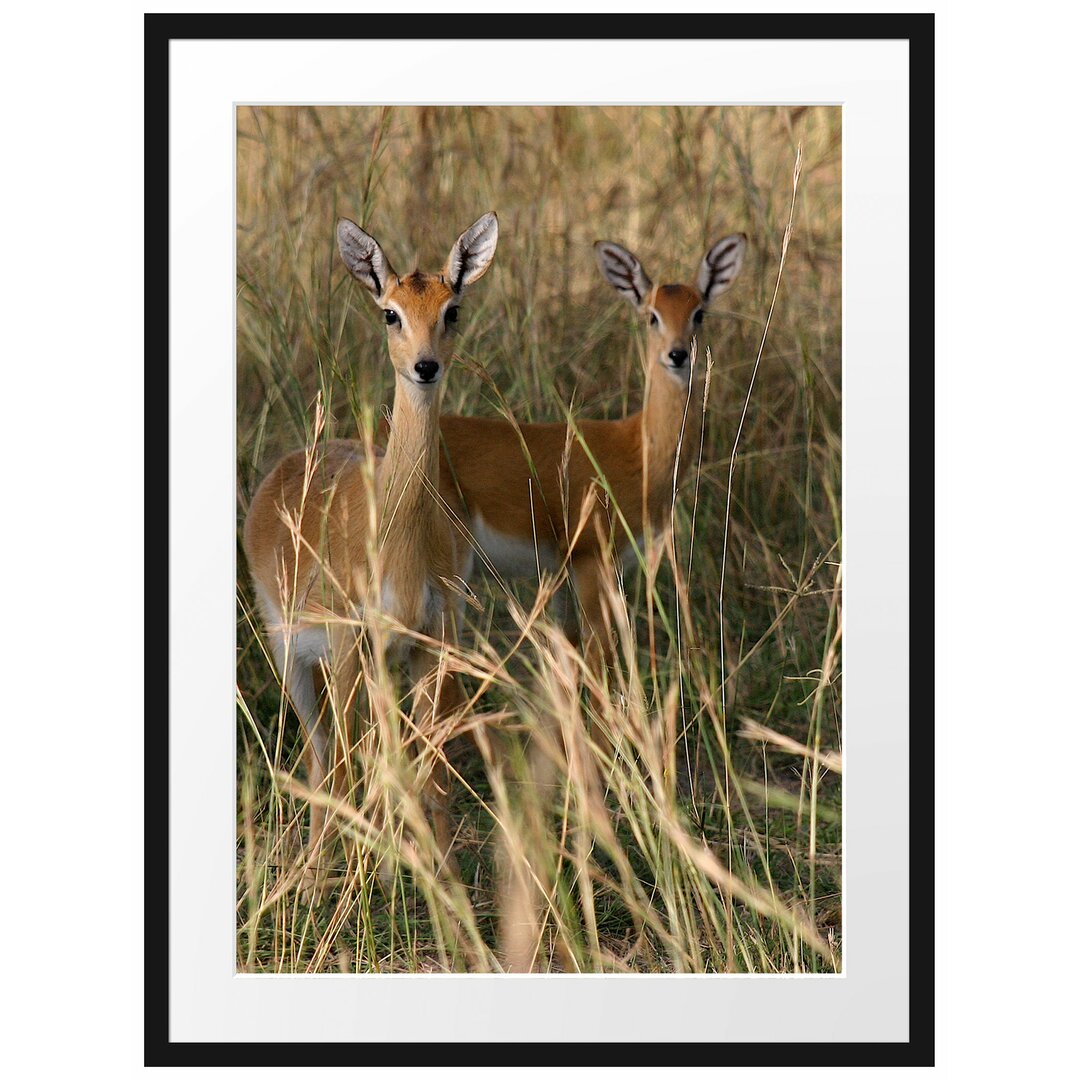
left=235, top=104, right=842, bottom=975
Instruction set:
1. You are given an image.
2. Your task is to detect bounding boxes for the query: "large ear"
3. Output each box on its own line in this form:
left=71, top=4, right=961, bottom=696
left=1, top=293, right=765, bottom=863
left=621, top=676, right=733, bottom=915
left=337, top=217, right=395, bottom=299
left=444, top=212, right=499, bottom=293
left=594, top=241, right=653, bottom=309
left=697, top=233, right=747, bottom=305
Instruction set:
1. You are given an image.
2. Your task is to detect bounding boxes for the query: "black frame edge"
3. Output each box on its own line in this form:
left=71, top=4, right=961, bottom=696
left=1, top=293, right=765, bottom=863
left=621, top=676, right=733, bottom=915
left=145, top=12, right=935, bottom=1067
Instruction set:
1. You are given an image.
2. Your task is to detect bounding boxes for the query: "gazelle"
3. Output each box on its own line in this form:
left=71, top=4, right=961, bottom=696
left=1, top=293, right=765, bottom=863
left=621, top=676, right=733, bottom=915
left=436, top=233, right=747, bottom=683
left=243, top=212, right=498, bottom=883
left=439, top=233, right=746, bottom=969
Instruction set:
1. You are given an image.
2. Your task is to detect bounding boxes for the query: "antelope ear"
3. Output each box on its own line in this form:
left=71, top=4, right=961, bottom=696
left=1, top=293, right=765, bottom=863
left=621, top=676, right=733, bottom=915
left=445, top=212, right=499, bottom=293
left=594, top=241, right=652, bottom=308
left=337, top=218, right=395, bottom=299
left=697, top=233, right=747, bottom=304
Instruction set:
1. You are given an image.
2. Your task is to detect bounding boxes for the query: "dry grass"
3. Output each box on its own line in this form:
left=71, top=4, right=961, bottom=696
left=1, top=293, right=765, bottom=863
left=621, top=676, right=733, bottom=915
left=235, top=105, right=842, bottom=973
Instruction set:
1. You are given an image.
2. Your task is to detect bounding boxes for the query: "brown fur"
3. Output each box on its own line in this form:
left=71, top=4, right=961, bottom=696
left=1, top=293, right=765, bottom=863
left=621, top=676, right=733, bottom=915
left=439, top=280, right=717, bottom=668
left=450, top=267, right=737, bottom=972
left=243, top=215, right=497, bottom=887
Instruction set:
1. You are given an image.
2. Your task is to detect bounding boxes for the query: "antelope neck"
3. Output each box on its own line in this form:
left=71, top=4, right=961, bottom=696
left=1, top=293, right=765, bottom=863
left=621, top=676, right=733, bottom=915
left=640, top=366, right=705, bottom=499
left=379, top=381, right=444, bottom=546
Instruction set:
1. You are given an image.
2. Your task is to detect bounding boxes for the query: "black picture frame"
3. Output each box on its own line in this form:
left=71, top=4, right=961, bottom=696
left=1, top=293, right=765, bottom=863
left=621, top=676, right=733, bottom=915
left=145, top=12, right=934, bottom=1067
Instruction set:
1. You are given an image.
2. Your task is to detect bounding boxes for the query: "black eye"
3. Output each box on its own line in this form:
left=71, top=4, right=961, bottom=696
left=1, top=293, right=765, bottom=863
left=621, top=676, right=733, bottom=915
left=384, top=309, right=399, bottom=326
left=649, top=313, right=658, bottom=327
left=693, top=310, right=704, bottom=325
left=445, top=306, right=459, bottom=326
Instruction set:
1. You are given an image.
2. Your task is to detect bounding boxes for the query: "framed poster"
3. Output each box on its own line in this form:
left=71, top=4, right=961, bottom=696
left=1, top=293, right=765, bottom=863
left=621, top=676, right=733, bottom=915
left=148, top=12, right=933, bottom=1065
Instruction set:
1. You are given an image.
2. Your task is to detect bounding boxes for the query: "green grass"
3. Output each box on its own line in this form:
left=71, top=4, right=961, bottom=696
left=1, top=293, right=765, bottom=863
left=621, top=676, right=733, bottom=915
left=236, top=104, right=842, bottom=973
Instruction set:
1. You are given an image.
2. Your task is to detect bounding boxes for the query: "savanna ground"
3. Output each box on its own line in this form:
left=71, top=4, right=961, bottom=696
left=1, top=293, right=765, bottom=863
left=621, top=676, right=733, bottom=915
left=236, top=105, right=841, bottom=973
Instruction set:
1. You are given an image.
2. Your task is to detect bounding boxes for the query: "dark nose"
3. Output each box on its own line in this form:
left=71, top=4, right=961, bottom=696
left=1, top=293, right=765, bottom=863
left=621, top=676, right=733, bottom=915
left=414, top=359, right=440, bottom=383
left=668, top=348, right=689, bottom=368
